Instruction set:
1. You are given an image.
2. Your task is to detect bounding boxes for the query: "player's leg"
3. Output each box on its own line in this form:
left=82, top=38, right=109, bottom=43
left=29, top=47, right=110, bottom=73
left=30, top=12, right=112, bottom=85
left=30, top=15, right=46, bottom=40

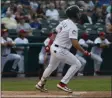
left=17, top=55, right=25, bottom=77
left=57, top=51, right=82, bottom=92
left=94, top=57, right=102, bottom=75
left=7, top=54, right=21, bottom=70
left=36, top=53, right=61, bottom=91
left=1, top=56, right=8, bottom=72
left=91, top=53, right=103, bottom=75
left=76, top=55, right=86, bottom=76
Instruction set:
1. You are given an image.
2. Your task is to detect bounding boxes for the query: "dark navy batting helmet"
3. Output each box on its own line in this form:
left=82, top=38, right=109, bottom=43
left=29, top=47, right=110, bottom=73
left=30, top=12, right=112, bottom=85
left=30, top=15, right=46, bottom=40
left=65, top=5, right=83, bottom=19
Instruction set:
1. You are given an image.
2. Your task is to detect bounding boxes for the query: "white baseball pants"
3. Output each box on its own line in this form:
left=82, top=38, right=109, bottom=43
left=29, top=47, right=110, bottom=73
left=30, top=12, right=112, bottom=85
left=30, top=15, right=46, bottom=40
left=42, top=44, right=82, bottom=84
left=91, top=52, right=103, bottom=72
left=1, top=54, right=21, bottom=72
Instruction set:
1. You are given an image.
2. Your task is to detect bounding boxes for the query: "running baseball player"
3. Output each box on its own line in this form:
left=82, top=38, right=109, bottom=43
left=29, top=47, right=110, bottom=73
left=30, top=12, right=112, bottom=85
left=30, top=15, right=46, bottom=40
left=76, top=33, right=93, bottom=76
left=35, top=5, right=91, bottom=93
left=1, top=29, right=21, bottom=72
left=14, top=29, right=29, bottom=77
left=91, top=32, right=110, bottom=75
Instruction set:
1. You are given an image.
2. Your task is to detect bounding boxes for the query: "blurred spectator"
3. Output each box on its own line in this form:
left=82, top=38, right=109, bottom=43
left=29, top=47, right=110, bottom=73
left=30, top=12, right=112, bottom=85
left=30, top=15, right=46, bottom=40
left=1, top=0, right=11, bottom=16
left=36, top=4, right=46, bottom=19
left=106, top=1, right=112, bottom=13
left=77, top=1, right=89, bottom=11
left=92, top=7, right=104, bottom=24
left=30, top=0, right=38, bottom=12
left=105, top=8, right=112, bottom=33
left=85, top=0, right=95, bottom=11
left=80, top=10, right=93, bottom=24
left=101, top=5, right=108, bottom=22
left=98, top=0, right=111, bottom=6
left=45, top=3, right=59, bottom=21
left=14, top=29, right=29, bottom=77
left=1, top=29, right=20, bottom=73
left=60, top=0, right=67, bottom=10
left=17, top=17, right=33, bottom=36
left=2, top=11, right=17, bottom=29
left=14, top=4, right=24, bottom=20
left=30, top=17, right=42, bottom=29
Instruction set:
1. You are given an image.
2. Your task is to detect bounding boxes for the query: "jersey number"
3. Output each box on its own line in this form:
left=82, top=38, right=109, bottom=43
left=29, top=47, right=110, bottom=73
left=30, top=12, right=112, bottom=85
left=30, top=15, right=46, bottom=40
left=62, top=23, right=67, bottom=28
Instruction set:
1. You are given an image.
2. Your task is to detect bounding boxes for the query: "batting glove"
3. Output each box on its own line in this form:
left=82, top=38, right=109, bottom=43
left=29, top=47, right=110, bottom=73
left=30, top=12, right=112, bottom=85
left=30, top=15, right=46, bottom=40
left=84, top=51, right=91, bottom=56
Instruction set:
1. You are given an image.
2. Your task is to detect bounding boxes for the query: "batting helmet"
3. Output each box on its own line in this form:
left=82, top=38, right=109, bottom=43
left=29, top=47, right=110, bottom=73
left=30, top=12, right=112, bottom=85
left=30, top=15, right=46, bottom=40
left=99, top=32, right=105, bottom=37
left=81, top=33, right=88, bottom=40
left=65, top=5, right=83, bottom=19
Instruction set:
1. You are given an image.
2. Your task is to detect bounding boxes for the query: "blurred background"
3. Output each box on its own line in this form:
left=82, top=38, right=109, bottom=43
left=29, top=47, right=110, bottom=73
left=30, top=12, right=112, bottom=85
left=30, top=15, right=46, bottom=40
left=1, top=0, right=112, bottom=78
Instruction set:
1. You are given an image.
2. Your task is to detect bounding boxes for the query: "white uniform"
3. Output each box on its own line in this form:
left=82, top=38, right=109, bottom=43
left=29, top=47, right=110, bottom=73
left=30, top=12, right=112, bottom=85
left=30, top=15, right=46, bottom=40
left=42, top=19, right=82, bottom=84
left=76, top=39, right=93, bottom=73
left=39, top=38, right=50, bottom=65
left=91, top=37, right=110, bottom=72
left=14, top=37, right=29, bottom=77
left=1, top=37, right=20, bottom=72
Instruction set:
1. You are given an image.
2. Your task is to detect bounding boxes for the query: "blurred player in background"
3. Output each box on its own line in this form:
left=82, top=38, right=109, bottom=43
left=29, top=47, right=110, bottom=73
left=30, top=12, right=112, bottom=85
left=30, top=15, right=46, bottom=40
left=91, top=32, right=110, bottom=75
left=76, top=33, right=93, bottom=76
left=1, top=29, right=21, bottom=73
left=14, top=29, right=29, bottom=77
left=36, top=5, right=91, bottom=93
left=38, top=32, right=56, bottom=79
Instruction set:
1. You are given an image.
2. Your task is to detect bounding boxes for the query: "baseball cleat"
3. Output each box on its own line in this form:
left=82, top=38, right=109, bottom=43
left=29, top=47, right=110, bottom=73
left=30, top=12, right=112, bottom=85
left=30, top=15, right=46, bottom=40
left=57, top=82, right=72, bottom=93
left=35, top=83, right=48, bottom=92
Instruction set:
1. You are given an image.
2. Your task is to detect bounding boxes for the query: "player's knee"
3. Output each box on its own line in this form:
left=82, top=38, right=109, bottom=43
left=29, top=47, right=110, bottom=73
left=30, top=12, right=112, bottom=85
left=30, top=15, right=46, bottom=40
left=76, top=59, right=82, bottom=69
left=83, top=60, right=86, bottom=66
left=98, top=58, right=103, bottom=64
left=15, top=55, right=21, bottom=60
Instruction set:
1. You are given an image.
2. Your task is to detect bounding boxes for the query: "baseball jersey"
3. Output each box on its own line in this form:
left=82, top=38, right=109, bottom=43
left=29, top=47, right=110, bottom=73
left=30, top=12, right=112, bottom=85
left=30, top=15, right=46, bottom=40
left=1, top=37, right=14, bottom=56
left=54, top=19, right=78, bottom=49
left=91, top=37, right=110, bottom=56
left=14, top=37, right=29, bottom=55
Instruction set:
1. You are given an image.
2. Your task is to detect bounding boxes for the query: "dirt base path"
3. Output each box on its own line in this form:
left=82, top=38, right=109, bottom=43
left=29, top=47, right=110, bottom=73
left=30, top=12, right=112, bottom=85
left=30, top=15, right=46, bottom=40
left=1, top=91, right=111, bottom=98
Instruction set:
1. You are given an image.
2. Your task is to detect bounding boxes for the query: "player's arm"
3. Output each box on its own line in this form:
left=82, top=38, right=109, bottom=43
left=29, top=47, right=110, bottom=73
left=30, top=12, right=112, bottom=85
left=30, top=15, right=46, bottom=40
left=1, top=42, right=7, bottom=47
left=71, top=39, right=85, bottom=54
left=69, top=29, right=90, bottom=56
left=1, top=38, right=8, bottom=47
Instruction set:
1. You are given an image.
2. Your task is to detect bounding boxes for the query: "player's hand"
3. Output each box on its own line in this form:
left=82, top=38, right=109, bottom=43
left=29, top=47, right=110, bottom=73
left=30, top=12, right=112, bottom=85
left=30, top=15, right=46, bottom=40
left=84, top=51, right=91, bottom=56
left=45, top=46, right=50, bottom=53
left=7, top=42, right=14, bottom=47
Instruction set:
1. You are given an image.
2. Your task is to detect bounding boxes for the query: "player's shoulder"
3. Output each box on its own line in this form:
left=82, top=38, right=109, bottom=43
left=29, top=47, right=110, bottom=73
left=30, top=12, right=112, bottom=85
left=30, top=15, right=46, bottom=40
left=7, top=37, right=13, bottom=41
left=79, top=38, right=85, bottom=42
left=14, top=37, right=21, bottom=41
left=95, top=37, right=100, bottom=40
left=63, top=19, right=78, bottom=29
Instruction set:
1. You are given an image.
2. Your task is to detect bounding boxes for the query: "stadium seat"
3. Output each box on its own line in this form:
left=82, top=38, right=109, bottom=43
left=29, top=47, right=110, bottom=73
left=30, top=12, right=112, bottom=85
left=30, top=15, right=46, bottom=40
left=83, top=23, right=93, bottom=29
left=8, top=29, right=17, bottom=36
left=32, top=29, right=41, bottom=36
left=97, top=28, right=104, bottom=33
left=93, top=23, right=104, bottom=30
left=41, top=28, right=50, bottom=36
left=40, top=19, right=49, bottom=27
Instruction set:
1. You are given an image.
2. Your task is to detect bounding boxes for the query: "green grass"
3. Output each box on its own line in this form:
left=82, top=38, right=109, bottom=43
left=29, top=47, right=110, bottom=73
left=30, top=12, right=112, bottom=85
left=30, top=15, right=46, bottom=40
left=2, top=77, right=111, bottom=91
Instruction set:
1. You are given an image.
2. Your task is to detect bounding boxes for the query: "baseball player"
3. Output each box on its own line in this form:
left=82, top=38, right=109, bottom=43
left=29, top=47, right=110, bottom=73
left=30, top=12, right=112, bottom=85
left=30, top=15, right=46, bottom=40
left=35, top=5, right=91, bottom=93
left=91, top=32, right=110, bottom=75
left=76, top=33, right=93, bottom=76
left=14, top=30, right=29, bottom=77
left=38, top=33, right=56, bottom=79
left=1, top=29, right=21, bottom=73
